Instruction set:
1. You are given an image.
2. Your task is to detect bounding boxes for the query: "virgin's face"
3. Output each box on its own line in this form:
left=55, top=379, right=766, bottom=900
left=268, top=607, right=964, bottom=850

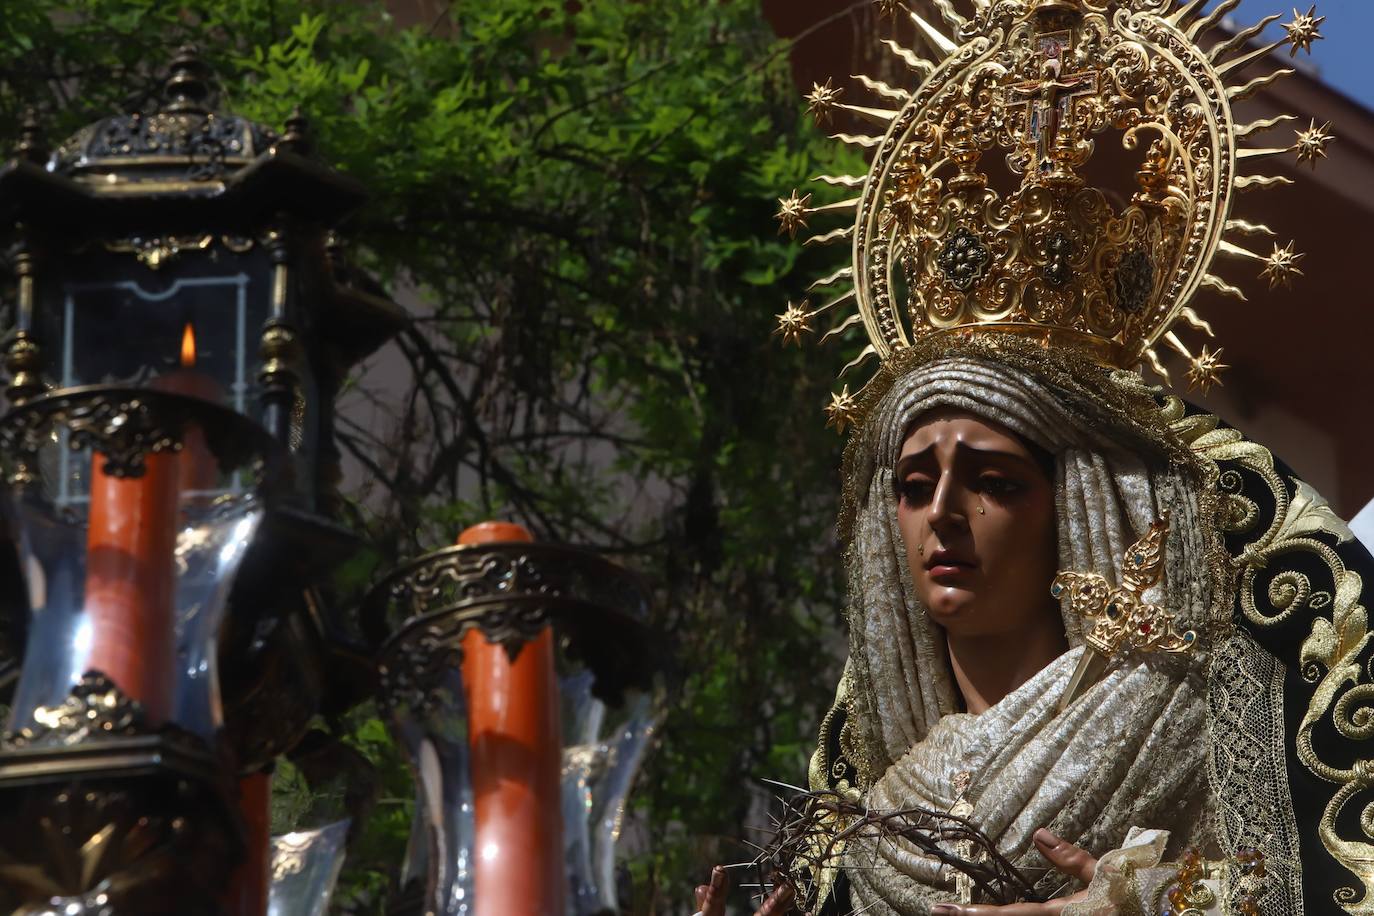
left=894, top=408, right=1060, bottom=637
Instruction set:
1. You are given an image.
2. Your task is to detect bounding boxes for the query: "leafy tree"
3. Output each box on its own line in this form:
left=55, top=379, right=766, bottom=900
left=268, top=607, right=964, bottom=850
left=0, top=0, right=865, bottom=910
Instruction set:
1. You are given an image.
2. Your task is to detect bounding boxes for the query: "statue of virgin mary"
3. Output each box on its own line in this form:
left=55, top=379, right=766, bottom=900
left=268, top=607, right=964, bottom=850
left=756, top=1, right=1373, bottom=913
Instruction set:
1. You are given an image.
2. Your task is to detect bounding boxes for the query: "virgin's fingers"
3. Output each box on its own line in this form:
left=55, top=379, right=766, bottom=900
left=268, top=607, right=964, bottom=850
left=701, top=866, right=730, bottom=916
left=695, top=885, right=709, bottom=910
left=1033, top=828, right=1097, bottom=884
left=753, top=882, right=796, bottom=916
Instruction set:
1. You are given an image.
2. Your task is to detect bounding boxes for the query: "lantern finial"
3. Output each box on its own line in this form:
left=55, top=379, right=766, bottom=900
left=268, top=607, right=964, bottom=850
left=163, top=45, right=214, bottom=114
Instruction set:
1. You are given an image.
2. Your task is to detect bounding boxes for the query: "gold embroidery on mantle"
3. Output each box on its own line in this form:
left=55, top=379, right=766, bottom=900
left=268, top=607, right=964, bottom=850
left=1163, top=397, right=1374, bottom=914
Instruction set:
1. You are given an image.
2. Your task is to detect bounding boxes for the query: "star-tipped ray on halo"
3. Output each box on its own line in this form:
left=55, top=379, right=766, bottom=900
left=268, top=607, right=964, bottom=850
left=769, top=0, right=1331, bottom=428
left=1294, top=119, right=1335, bottom=168
left=775, top=190, right=811, bottom=239
left=873, top=0, right=906, bottom=20
left=1284, top=5, right=1325, bottom=56
left=1186, top=346, right=1230, bottom=395
left=804, top=73, right=903, bottom=130
left=1217, top=237, right=1306, bottom=290
left=824, top=386, right=859, bottom=434
left=774, top=302, right=813, bottom=347
left=908, top=7, right=957, bottom=55
left=1260, top=241, right=1306, bottom=289
left=805, top=79, right=844, bottom=127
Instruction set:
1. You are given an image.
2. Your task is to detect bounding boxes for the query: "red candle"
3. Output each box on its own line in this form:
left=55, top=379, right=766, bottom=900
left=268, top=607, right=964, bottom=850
left=83, top=449, right=179, bottom=724
left=459, top=521, right=566, bottom=916
left=159, top=322, right=222, bottom=495
left=81, top=322, right=222, bottom=725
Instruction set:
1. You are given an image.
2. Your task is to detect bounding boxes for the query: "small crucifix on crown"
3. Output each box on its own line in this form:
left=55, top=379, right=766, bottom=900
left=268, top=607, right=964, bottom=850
left=1007, top=32, right=1100, bottom=176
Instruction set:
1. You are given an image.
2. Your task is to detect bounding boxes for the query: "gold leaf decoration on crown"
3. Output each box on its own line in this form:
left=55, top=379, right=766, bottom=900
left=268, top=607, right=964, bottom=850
left=775, top=0, right=1332, bottom=431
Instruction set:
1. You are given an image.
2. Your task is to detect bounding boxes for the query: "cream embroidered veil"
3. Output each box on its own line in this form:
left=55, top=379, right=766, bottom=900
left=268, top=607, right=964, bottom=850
left=806, top=339, right=1304, bottom=914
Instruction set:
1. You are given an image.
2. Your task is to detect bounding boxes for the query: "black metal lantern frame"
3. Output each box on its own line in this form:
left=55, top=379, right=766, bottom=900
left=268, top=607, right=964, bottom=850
left=0, top=46, right=406, bottom=769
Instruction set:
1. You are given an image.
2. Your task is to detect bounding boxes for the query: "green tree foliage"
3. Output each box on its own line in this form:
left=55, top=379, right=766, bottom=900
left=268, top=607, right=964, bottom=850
left=1, top=0, right=864, bottom=909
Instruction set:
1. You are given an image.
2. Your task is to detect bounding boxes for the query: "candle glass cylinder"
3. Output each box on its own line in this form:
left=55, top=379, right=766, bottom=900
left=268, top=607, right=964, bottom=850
left=0, top=387, right=274, bottom=743
left=560, top=673, right=658, bottom=916
left=267, top=819, right=351, bottom=916
left=390, top=664, right=476, bottom=916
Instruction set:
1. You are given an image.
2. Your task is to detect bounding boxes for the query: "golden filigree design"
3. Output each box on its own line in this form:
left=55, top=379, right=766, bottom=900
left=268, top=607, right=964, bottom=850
left=104, top=234, right=213, bottom=269
left=1053, top=511, right=1198, bottom=658
left=774, top=0, right=1329, bottom=429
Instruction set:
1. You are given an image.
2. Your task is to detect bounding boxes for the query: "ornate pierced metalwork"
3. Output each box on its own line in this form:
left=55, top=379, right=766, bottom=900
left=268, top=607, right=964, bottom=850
left=0, top=734, right=236, bottom=916
left=936, top=227, right=990, bottom=292
left=1043, top=231, right=1075, bottom=288
left=365, top=543, right=655, bottom=710
left=4, top=672, right=145, bottom=750
left=1115, top=249, right=1156, bottom=315
left=0, top=384, right=276, bottom=482
left=103, top=234, right=213, bottom=270
left=272, top=834, right=311, bottom=882
left=50, top=46, right=277, bottom=184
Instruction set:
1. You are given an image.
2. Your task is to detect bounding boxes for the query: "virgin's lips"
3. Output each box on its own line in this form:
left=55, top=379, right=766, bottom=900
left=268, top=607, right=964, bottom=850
left=925, top=548, right=976, bottom=571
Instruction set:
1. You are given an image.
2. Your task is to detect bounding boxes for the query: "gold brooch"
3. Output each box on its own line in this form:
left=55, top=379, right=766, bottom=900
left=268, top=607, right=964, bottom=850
left=1053, top=511, right=1196, bottom=711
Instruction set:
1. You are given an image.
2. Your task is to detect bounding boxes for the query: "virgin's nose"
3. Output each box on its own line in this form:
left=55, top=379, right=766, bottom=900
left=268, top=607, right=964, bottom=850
left=927, top=472, right=969, bottom=538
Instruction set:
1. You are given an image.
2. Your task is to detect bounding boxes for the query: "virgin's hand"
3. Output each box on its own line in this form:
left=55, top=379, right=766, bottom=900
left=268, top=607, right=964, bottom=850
left=694, top=866, right=797, bottom=916
left=930, top=829, right=1097, bottom=915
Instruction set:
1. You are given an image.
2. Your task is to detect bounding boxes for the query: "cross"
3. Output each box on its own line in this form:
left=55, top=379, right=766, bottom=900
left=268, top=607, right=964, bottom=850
left=1007, top=33, right=1100, bottom=174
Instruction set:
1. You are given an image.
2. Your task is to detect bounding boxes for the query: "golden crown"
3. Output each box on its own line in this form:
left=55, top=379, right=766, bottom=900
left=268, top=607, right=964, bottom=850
left=775, top=0, right=1331, bottom=431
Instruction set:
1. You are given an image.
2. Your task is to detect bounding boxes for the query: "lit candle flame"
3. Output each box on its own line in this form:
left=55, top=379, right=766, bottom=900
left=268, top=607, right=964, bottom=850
left=180, top=322, right=196, bottom=368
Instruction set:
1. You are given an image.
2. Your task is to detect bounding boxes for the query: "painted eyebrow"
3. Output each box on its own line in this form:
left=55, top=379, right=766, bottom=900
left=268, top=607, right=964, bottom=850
left=894, top=441, right=1041, bottom=477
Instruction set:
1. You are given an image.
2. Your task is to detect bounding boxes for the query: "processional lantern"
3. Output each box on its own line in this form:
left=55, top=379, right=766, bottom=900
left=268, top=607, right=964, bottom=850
left=363, top=521, right=658, bottom=916
left=0, top=46, right=405, bottom=913
left=0, top=46, right=660, bottom=916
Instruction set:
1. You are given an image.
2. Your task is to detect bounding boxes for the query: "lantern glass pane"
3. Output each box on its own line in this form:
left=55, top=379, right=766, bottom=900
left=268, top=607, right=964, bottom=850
left=38, top=247, right=321, bottom=509
left=45, top=247, right=271, bottom=408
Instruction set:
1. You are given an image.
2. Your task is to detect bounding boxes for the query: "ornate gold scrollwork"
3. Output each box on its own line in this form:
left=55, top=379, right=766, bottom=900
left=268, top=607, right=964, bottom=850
left=1164, top=397, right=1374, bottom=913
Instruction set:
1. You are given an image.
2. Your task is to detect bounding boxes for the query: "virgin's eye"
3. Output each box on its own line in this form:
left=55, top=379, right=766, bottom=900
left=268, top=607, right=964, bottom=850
left=978, top=475, right=1023, bottom=497
left=898, top=478, right=934, bottom=506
